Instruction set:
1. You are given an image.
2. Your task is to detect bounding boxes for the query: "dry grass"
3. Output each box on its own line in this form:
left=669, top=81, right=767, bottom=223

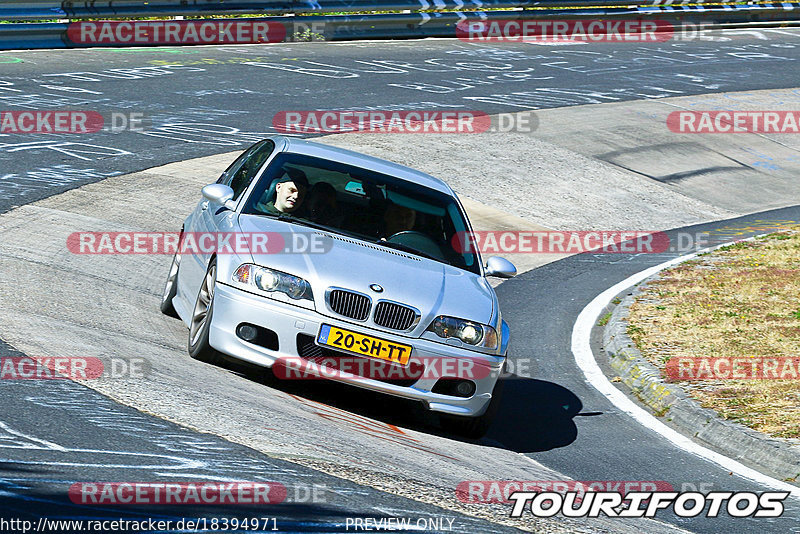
left=627, top=228, right=800, bottom=439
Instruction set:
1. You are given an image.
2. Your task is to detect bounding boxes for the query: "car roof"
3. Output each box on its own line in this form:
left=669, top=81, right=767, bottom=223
left=279, top=136, right=455, bottom=196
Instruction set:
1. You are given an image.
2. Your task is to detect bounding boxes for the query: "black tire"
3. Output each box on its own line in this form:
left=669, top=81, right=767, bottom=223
left=159, top=249, right=181, bottom=318
left=441, top=376, right=505, bottom=439
left=188, top=258, right=221, bottom=364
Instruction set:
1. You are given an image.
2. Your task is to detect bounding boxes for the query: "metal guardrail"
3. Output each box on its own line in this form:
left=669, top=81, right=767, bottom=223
left=1, top=0, right=521, bottom=19
left=0, top=0, right=774, bottom=19
left=2, top=1, right=800, bottom=49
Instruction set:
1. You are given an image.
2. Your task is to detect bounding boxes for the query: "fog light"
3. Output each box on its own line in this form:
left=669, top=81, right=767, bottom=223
left=455, top=380, right=476, bottom=397
left=237, top=324, right=258, bottom=342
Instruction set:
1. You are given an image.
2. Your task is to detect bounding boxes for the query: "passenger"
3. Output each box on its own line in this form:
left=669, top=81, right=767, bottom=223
left=304, top=182, right=338, bottom=224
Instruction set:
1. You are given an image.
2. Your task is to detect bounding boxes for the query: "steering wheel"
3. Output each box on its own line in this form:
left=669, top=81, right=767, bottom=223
left=385, top=231, right=446, bottom=260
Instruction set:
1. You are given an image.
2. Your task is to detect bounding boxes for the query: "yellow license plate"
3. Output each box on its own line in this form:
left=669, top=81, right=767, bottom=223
left=317, top=324, right=412, bottom=365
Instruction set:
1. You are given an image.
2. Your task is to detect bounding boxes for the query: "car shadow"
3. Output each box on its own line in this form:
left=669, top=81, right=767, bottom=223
left=486, top=374, right=581, bottom=453
left=221, top=356, right=581, bottom=453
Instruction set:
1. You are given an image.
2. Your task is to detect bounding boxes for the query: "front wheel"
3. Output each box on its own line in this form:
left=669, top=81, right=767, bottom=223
left=188, top=259, right=221, bottom=364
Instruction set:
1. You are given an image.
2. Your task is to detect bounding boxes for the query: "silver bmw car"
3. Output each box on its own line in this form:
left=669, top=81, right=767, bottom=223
left=160, top=136, right=516, bottom=437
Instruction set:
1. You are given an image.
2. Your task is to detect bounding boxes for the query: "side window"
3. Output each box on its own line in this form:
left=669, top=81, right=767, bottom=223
left=217, top=147, right=250, bottom=184
left=218, top=140, right=275, bottom=200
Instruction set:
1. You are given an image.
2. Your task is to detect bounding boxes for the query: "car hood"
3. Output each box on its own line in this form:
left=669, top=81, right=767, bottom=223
left=237, top=214, right=495, bottom=334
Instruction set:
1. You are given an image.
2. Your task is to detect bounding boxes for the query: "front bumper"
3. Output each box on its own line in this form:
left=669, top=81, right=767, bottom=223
left=210, top=282, right=505, bottom=417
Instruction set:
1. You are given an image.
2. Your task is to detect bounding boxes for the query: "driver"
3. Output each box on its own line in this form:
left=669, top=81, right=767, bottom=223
left=260, top=168, right=309, bottom=216
left=383, top=203, right=416, bottom=238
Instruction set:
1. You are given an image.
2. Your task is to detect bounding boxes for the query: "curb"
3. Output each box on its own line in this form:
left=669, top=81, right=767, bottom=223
left=602, top=282, right=800, bottom=485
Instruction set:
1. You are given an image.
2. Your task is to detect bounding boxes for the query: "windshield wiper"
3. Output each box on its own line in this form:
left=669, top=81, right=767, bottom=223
left=374, top=240, right=439, bottom=262
left=276, top=215, right=339, bottom=233
left=255, top=212, right=338, bottom=232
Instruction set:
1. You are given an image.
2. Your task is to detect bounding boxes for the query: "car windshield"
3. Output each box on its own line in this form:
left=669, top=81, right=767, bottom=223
left=243, top=152, right=481, bottom=274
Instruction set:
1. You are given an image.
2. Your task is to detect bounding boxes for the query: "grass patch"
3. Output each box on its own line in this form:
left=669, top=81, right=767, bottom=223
left=628, top=226, right=800, bottom=439
left=718, top=241, right=755, bottom=252
left=597, top=312, right=612, bottom=327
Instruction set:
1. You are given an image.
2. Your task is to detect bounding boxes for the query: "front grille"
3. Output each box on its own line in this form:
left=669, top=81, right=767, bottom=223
left=373, top=301, right=418, bottom=330
left=328, top=289, right=371, bottom=321
left=296, top=334, right=420, bottom=387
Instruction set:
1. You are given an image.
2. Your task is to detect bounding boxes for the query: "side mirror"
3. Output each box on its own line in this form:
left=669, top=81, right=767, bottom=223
left=485, top=256, right=517, bottom=278
left=202, top=183, right=236, bottom=210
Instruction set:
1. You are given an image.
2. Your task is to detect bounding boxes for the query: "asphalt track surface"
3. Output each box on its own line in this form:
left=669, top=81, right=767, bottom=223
left=1, top=31, right=800, bottom=533
left=0, top=338, right=516, bottom=533
left=3, top=30, right=800, bottom=212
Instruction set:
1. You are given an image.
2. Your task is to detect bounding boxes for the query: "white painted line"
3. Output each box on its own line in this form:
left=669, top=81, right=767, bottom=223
left=0, top=449, right=206, bottom=470
left=0, top=421, right=66, bottom=451
left=764, top=28, right=800, bottom=35
left=571, top=241, right=800, bottom=500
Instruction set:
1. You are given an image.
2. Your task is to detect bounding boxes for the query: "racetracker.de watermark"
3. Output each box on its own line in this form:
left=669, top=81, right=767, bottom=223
left=456, top=19, right=675, bottom=42
left=0, top=111, right=148, bottom=134
left=68, top=482, right=287, bottom=505
left=667, top=111, right=800, bottom=134
left=66, top=21, right=286, bottom=45
left=272, top=355, right=496, bottom=381
left=272, top=110, right=538, bottom=134
left=0, top=356, right=149, bottom=380
left=665, top=356, right=800, bottom=381
left=67, top=232, right=331, bottom=255
left=453, top=231, right=668, bottom=254
left=450, top=231, right=714, bottom=254
left=274, top=111, right=490, bottom=134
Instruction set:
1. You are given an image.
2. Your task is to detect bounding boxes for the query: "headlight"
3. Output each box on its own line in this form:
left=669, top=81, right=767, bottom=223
left=232, top=264, right=313, bottom=303
left=427, top=315, right=498, bottom=350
